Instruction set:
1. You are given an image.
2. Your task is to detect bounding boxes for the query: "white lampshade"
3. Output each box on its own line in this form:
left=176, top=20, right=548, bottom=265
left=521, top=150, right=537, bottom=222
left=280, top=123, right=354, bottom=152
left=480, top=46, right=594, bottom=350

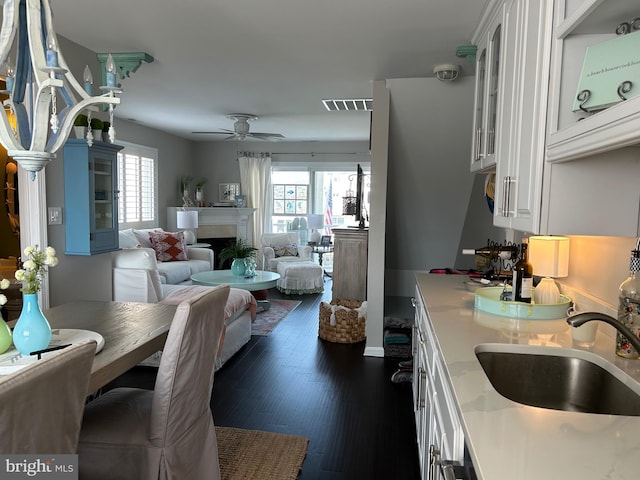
left=176, top=210, right=198, bottom=229
left=307, top=214, right=324, bottom=230
left=528, top=236, right=570, bottom=305
left=528, top=236, right=570, bottom=278
left=176, top=210, right=198, bottom=245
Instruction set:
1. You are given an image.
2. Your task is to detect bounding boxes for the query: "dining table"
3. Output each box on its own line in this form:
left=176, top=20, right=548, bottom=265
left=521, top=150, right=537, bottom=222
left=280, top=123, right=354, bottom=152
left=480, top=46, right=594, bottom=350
left=42, top=300, right=177, bottom=394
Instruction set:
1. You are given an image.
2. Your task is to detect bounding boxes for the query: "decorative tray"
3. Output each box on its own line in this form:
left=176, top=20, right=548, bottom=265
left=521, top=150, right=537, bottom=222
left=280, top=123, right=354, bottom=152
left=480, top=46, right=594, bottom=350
left=474, top=287, right=572, bottom=320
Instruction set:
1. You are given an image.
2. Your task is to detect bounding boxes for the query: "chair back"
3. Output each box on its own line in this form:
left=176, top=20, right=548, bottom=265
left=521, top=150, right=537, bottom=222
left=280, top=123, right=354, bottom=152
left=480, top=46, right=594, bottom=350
left=0, top=341, right=95, bottom=453
left=150, top=285, right=230, bottom=446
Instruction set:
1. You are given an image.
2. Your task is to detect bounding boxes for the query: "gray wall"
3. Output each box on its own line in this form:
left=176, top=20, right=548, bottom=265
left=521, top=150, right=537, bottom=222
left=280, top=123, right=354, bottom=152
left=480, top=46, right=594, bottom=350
left=42, top=37, right=499, bottom=306
left=384, top=77, right=501, bottom=296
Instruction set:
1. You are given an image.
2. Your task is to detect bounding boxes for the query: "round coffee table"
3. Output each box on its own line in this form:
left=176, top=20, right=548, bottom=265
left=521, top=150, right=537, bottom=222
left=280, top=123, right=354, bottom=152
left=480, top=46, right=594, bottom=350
left=190, top=270, right=280, bottom=309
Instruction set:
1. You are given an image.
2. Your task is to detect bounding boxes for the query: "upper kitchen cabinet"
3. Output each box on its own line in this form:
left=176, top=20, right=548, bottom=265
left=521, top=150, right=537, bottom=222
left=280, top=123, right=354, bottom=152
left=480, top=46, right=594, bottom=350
left=64, top=140, right=123, bottom=255
left=546, top=0, right=640, bottom=162
left=540, top=0, right=640, bottom=237
left=491, top=0, right=554, bottom=232
left=470, top=3, right=504, bottom=172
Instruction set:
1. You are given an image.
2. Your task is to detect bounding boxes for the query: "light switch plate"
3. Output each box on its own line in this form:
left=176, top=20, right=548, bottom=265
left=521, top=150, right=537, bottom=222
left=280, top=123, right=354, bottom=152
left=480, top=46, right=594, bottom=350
left=48, top=207, right=62, bottom=225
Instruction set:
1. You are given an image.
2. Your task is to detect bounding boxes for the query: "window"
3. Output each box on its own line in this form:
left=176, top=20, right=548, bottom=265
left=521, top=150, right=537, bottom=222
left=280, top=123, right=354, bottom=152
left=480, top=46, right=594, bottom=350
left=117, top=142, right=157, bottom=228
left=269, top=165, right=370, bottom=234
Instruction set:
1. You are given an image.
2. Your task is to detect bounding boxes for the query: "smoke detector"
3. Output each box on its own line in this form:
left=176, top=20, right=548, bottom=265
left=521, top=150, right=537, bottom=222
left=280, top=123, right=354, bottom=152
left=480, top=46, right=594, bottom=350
left=433, top=64, right=460, bottom=82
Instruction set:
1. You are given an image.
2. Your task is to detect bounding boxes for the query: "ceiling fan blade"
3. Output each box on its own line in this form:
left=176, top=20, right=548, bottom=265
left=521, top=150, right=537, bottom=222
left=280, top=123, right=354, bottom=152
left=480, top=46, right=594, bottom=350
left=191, top=128, right=235, bottom=134
left=249, top=132, right=285, bottom=140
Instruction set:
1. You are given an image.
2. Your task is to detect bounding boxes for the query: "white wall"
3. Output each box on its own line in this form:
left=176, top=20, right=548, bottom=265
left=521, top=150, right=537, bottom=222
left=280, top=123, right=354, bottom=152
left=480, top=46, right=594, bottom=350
left=384, top=77, right=502, bottom=297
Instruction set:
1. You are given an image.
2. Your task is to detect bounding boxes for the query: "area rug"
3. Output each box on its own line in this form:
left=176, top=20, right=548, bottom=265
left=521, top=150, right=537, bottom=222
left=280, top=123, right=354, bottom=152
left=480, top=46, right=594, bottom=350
left=251, top=299, right=301, bottom=336
left=216, top=426, right=308, bottom=480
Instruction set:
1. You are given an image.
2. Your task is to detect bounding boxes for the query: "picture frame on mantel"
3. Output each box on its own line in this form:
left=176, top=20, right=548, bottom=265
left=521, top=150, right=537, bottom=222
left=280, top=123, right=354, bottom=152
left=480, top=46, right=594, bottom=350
left=219, top=183, right=240, bottom=202
left=234, top=194, right=247, bottom=208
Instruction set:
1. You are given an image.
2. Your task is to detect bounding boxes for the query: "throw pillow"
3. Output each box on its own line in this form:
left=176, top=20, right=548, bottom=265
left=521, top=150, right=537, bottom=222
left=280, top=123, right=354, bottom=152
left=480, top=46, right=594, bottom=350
left=149, top=231, right=188, bottom=262
left=273, top=243, right=298, bottom=258
left=134, top=228, right=162, bottom=249
left=118, top=228, right=140, bottom=249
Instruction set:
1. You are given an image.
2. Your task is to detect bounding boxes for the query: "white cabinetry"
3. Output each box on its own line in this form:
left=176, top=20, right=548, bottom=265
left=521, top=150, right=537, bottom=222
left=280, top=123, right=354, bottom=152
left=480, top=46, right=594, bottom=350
left=412, top=286, right=464, bottom=480
left=470, top=3, right=504, bottom=172
left=493, top=0, right=554, bottom=232
left=541, top=0, right=640, bottom=237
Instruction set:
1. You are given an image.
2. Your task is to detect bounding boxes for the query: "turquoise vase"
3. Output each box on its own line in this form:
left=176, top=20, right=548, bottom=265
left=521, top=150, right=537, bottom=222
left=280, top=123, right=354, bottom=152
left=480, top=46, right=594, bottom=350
left=13, top=293, right=52, bottom=356
left=0, top=317, right=12, bottom=354
left=231, top=258, right=247, bottom=276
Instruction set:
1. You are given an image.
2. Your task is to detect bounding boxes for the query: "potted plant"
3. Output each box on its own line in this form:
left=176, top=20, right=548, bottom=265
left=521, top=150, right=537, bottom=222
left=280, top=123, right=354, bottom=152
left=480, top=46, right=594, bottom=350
left=219, top=238, right=258, bottom=275
left=90, top=118, right=103, bottom=141
left=102, top=121, right=111, bottom=142
left=74, top=114, right=88, bottom=139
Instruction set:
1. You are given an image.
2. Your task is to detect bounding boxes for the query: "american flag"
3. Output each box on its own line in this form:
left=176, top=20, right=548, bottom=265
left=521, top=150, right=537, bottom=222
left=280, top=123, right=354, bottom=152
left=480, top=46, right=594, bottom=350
left=325, top=178, right=333, bottom=235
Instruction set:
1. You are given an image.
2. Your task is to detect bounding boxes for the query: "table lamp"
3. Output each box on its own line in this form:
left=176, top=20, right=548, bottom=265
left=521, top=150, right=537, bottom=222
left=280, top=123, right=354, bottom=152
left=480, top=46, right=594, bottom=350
left=307, top=214, right=324, bottom=244
left=176, top=210, right=198, bottom=245
left=528, top=236, right=570, bottom=304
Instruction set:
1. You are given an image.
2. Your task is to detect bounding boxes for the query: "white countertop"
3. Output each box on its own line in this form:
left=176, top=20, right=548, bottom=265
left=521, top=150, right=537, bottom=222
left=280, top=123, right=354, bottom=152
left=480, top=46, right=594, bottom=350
left=416, top=273, right=640, bottom=480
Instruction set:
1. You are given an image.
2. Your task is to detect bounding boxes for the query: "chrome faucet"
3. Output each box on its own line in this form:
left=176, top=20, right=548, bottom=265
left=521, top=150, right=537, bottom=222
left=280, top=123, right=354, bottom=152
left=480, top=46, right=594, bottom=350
left=567, top=312, right=640, bottom=354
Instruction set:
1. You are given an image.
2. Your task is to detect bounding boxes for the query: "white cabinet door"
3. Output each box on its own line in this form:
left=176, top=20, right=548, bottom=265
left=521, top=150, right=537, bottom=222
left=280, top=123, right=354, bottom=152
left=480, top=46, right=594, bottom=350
left=471, top=3, right=504, bottom=172
left=493, top=0, right=553, bottom=233
left=414, top=285, right=465, bottom=480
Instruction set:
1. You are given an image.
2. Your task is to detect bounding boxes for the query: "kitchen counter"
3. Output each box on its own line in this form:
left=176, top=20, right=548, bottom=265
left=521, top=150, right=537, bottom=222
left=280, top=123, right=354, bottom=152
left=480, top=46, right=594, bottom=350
left=416, top=273, right=640, bottom=480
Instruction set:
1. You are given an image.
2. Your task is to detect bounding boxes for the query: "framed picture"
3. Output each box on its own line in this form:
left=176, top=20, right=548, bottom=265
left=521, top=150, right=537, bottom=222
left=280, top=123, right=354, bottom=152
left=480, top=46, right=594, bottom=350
left=219, top=183, right=240, bottom=202
left=234, top=194, right=247, bottom=208
left=320, top=235, right=332, bottom=246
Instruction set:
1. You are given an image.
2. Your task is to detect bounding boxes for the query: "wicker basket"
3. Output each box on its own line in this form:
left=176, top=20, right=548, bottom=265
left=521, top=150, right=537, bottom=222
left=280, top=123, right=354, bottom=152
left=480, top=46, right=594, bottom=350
left=318, top=300, right=366, bottom=343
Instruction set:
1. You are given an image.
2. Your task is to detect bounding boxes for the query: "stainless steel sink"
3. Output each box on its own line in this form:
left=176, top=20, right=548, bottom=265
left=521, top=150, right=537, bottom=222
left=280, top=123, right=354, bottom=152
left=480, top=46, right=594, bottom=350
left=475, top=344, right=640, bottom=416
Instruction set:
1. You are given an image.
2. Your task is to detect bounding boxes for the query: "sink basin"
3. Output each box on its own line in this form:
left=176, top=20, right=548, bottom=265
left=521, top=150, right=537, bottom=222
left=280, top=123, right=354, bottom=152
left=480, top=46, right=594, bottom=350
left=475, top=344, right=640, bottom=416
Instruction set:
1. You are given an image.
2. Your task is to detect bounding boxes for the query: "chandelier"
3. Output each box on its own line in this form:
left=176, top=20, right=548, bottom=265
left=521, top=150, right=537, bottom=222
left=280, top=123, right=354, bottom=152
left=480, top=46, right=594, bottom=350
left=0, top=0, right=121, bottom=180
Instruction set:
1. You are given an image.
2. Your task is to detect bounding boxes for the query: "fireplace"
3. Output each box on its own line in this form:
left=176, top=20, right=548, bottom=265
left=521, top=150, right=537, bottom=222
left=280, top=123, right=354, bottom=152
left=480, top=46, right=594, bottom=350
left=166, top=207, right=256, bottom=269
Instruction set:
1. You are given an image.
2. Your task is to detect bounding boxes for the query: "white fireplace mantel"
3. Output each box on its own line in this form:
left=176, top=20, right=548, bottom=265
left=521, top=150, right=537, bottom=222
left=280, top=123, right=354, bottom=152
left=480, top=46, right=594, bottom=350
left=166, top=207, right=256, bottom=241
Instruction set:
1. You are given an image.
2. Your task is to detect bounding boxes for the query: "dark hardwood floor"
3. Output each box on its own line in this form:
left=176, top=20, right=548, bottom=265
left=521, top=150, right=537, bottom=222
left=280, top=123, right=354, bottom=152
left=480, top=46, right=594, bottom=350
left=109, top=280, right=420, bottom=480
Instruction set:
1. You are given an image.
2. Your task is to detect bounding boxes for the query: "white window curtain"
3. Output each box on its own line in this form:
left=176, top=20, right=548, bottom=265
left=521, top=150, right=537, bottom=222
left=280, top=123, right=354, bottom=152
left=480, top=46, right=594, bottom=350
left=238, top=152, right=272, bottom=251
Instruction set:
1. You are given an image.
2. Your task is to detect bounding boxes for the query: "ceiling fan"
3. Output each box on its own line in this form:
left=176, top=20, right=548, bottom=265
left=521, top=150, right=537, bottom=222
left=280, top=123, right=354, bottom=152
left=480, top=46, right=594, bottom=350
left=193, top=113, right=285, bottom=140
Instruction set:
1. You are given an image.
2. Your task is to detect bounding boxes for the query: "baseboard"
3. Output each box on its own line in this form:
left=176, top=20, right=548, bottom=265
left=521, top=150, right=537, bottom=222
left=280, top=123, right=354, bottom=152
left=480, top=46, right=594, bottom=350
left=363, top=346, right=385, bottom=357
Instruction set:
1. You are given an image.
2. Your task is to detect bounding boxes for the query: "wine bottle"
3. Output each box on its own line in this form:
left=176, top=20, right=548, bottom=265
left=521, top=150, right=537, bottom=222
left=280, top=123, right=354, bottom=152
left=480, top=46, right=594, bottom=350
left=512, top=240, right=533, bottom=303
left=616, top=245, right=640, bottom=358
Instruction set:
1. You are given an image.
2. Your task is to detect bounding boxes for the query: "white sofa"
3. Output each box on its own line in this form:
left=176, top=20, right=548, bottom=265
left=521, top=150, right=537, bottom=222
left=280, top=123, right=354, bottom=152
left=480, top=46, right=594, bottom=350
left=118, top=228, right=213, bottom=284
left=111, top=248, right=256, bottom=370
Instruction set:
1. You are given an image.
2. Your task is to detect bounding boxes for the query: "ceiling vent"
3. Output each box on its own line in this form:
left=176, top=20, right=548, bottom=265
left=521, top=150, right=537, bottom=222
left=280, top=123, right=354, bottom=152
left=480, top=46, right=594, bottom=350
left=322, top=99, right=373, bottom=111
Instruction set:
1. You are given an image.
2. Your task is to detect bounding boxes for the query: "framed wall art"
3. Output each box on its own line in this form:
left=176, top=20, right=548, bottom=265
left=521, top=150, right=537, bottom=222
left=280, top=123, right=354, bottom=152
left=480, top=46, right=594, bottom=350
left=219, top=183, right=240, bottom=202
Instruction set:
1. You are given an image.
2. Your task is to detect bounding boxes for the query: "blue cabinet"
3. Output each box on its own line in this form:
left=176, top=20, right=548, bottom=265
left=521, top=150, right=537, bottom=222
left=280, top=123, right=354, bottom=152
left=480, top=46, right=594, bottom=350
left=64, top=140, right=123, bottom=255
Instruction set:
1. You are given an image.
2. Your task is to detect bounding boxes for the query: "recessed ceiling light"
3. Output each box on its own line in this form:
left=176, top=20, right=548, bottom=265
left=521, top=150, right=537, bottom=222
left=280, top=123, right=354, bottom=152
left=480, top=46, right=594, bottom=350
left=322, top=99, right=373, bottom=112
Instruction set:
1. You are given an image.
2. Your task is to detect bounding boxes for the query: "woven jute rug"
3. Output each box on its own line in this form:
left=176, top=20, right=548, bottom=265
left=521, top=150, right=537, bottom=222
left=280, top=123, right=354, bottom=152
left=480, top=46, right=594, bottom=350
left=216, top=426, right=308, bottom=480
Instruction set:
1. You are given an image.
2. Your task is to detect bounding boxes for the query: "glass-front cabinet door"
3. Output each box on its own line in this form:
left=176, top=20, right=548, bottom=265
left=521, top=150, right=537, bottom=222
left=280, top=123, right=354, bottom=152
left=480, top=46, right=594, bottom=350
left=64, top=139, right=123, bottom=255
left=470, top=5, right=504, bottom=172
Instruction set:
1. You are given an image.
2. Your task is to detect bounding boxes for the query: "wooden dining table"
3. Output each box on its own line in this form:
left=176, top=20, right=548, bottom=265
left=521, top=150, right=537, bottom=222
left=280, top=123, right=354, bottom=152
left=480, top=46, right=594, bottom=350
left=44, top=301, right=177, bottom=394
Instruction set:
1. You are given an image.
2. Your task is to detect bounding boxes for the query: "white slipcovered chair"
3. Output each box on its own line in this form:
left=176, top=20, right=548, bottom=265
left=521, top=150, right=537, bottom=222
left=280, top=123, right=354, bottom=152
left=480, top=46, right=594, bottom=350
left=0, top=340, right=96, bottom=454
left=261, top=232, right=312, bottom=272
left=78, top=286, right=230, bottom=480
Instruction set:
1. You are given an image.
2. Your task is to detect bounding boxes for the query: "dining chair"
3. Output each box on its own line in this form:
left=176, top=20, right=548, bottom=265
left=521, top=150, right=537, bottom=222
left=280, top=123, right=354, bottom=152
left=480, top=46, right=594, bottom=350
left=78, top=285, right=230, bottom=480
left=0, top=340, right=96, bottom=454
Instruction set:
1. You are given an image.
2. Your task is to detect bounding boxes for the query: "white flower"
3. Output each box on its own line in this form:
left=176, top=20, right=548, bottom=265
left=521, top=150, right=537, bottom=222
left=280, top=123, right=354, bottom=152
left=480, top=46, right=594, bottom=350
left=14, top=270, right=25, bottom=281
left=46, top=246, right=56, bottom=257
left=23, top=246, right=34, bottom=256
left=0, top=279, right=9, bottom=290
left=0, top=294, right=6, bottom=306
left=44, top=256, right=58, bottom=267
left=23, top=259, right=36, bottom=270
